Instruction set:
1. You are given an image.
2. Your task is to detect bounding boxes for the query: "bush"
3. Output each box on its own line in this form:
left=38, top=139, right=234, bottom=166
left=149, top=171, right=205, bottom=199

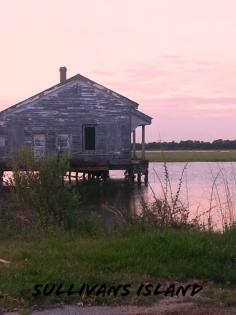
left=6, top=148, right=80, bottom=231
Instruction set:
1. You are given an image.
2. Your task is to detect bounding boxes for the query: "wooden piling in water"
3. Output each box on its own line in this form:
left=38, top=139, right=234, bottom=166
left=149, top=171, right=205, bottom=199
left=0, top=169, right=4, bottom=189
left=137, top=172, right=141, bottom=185
left=144, top=171, right=148, bottom=186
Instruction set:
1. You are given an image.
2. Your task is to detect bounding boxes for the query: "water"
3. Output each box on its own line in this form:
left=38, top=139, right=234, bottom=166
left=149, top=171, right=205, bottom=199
left=109, top=162, right=236, bottom=230
left=4, top=162, right=236, bottom=230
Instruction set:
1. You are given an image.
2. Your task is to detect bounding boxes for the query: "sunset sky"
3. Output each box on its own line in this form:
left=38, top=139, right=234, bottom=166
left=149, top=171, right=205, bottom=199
left=1, top=0, right=236, bottom=141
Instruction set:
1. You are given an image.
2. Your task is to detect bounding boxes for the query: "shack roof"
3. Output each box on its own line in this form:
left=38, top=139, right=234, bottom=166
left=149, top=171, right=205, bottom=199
left=0, top=72, right=140, bottom=115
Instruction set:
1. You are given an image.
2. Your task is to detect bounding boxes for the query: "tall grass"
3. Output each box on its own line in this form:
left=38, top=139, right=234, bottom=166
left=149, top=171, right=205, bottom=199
left=120, top=162, right=192, bottom=232
left=137, top=162, right=236, bottom=231
left=1, top=148, right=236, bottom=235
left=2, top=148, right=80, bottom=232
left=207, top=163, right=236, bottom=230
left=0, top=155, right=236, bottom=310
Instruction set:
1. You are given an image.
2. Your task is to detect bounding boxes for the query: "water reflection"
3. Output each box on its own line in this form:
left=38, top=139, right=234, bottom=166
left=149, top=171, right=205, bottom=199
left=109, top=162, right=236, bottom=229
left=3, top=162, right=236, bottom=230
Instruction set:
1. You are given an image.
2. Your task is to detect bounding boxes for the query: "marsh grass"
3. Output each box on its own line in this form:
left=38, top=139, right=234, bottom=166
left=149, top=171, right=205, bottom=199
left=207, top=164, right=236, bottom=231
left=1, top=151, right=236, bottom=234
left=132, top=161, right=236, bottom=232
left=0, top=154, right=236, bottom=310
left=124, top=162, right=192, bottom=231
left=137, top=150, right=236, bottom=162
left=2, top=148, right=80, bottom=232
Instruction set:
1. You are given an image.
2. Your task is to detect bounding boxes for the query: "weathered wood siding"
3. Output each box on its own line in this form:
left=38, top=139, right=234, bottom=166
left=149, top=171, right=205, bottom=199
left=0, top=78, right=134, bottom=166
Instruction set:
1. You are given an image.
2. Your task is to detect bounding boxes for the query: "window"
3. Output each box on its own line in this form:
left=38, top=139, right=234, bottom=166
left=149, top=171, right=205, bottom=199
left=57, top=134, right=71, bottom=152
left=0, top=135, right=6, bottom=148
left=84, top=125, right=95, bottom=151
left=33, top=134, right=45, bottom=158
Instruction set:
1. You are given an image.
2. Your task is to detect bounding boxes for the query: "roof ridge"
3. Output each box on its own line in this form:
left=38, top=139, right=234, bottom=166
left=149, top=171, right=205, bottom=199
left=0, top=72, right=138, bottom=115
left=75, top=73, right=138, bottom=107
left=0, top=74, right=80, bottom=115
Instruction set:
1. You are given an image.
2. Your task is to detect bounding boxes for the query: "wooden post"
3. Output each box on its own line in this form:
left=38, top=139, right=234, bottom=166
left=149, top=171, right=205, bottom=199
left=144, top=171, right=148, bottom=186
left=137, top=172, right=141, bottom=185
left=102, top=171, right=109, bottom=182
left=131, top=170, right=135, bottom=183
left=76, top=171, right=79, bottom=185
left=68, top=171, right=71, bottom=184
left=142, top=125, right=145, bottom=160
left=0, top=169, right=4, bottom=189
left=128, top=170, right=134, bottom=183
left=132, top=129, right=136, bottom=159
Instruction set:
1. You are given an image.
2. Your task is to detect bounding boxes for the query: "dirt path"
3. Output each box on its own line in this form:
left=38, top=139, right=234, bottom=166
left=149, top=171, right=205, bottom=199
left=3, top=301, right=236, bottom=315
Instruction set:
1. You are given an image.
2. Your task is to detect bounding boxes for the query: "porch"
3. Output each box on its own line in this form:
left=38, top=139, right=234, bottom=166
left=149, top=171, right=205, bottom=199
left=66, top=109, right=152, bottom=185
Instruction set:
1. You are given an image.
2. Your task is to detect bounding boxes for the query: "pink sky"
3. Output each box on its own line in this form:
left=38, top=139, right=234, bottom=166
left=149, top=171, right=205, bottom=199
left=1, top=0, right=236, bottom=142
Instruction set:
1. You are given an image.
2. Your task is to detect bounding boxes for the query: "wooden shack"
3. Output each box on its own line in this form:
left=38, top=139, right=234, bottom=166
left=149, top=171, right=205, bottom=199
left=0, top=67, right=152, bottom=183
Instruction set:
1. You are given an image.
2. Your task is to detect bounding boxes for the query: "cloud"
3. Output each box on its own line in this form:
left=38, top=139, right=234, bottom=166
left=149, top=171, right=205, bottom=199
left=92, top=57, right=236, bottom=120
left=140, top=96, right=236, bottom=119
left=143, top=96, right=236, bottom=107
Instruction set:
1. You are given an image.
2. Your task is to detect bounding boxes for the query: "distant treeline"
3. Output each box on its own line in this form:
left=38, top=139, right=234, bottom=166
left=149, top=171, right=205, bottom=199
left=136, top=139, right=236, bottom=150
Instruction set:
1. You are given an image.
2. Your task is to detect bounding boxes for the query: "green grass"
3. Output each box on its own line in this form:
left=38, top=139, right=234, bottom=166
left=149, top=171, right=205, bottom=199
left=0, top=228, right=235, bottom=309
left=136, top=150, right=236, bottom=162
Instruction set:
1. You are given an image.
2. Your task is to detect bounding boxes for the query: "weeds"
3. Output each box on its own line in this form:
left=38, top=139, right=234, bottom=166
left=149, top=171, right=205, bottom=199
left=133, top=162, right=236, bottom=232
left=203, top=163, right=236, bottom=231
left=1, top=149, right=236, bottom=235
left=0, top=155, right=235, bottom=310
left=129, top=162, right=190, bottom=230
left=3, top=148, right=80, bottom=231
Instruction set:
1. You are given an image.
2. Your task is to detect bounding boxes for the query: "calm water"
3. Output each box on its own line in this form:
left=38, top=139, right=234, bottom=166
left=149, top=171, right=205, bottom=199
left=110, top=162, right=236, bottom=229
left=4, top=162, right=236, bottom=230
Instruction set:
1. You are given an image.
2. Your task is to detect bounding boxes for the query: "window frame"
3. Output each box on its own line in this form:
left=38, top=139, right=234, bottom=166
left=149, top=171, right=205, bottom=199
left=33, top=134, right=46, bottom=159
left=83, top=124, right=96, bottom=151
left=56, top=134, right=71, bottom=152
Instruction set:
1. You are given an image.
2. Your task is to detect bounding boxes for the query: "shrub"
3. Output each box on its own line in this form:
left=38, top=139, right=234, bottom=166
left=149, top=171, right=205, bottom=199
left=6, top=148, right=80, bottom=231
